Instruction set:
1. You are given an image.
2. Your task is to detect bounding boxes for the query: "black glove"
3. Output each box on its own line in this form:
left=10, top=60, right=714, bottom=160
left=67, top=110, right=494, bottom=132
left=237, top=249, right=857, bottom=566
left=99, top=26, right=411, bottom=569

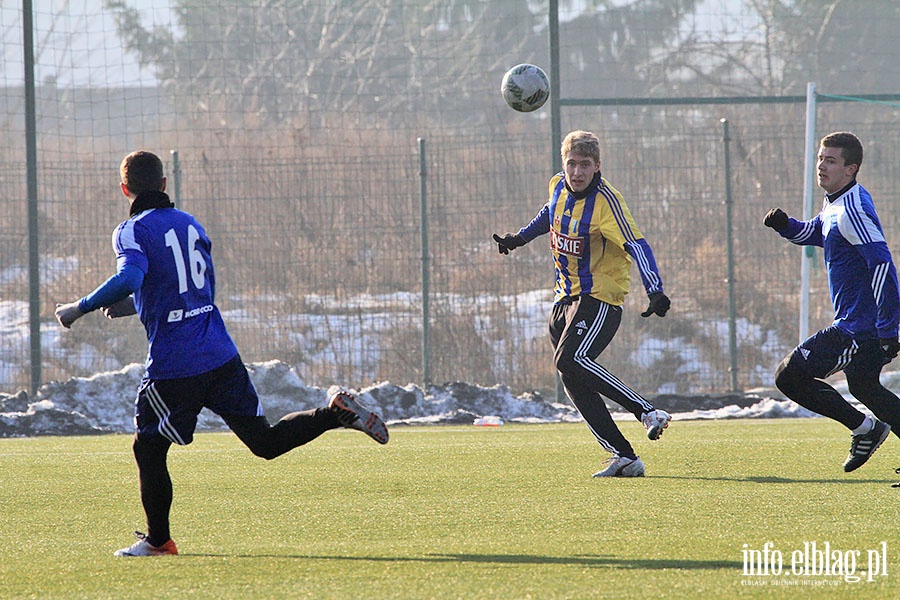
left=881, top=337, right=900, bottom=363
left=763, top=208, right=789, bottom=232
left=492, top=233, right=525, bottom=255
left=641, top=292, right=671, bottom=318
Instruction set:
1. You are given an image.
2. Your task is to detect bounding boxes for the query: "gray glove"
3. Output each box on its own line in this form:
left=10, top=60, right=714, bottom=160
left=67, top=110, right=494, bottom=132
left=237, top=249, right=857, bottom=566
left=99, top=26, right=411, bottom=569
left=55, top=301, right=85, bottom=329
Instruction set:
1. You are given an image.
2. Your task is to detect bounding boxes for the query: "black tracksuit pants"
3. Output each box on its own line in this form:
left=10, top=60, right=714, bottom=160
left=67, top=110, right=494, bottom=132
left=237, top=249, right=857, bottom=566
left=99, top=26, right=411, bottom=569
left=550, top=295, right=655, bottom=458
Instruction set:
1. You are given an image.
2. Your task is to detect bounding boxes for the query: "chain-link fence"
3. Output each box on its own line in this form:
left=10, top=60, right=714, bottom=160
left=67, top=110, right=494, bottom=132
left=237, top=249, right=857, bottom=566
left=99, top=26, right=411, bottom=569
left=2, top=1, right=900, bottom=398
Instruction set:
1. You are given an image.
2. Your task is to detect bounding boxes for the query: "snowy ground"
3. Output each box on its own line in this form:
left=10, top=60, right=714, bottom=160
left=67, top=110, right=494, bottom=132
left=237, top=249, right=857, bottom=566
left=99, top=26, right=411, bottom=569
left=2, top=288, right=896, bottom=438
left=0, top=285, right=788, bottom=395
left=4, top=358, right=897, bottom=438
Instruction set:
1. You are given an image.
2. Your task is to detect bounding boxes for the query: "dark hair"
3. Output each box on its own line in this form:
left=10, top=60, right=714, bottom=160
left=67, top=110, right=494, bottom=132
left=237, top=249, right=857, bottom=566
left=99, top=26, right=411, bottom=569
left=820, top=131, right=863, bottom=172
left=119, top=150, right=164, bottom=194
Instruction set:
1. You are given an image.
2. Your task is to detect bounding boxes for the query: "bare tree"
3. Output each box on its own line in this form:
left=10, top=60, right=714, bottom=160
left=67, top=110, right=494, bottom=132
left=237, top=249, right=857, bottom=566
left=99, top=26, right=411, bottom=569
left=105, top=0, right=545, bottom=127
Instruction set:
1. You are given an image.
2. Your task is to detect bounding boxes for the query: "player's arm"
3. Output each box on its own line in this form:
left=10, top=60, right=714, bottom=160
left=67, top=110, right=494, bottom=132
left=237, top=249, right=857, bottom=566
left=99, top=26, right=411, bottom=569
left=763, top=208, right=824, bottom=247
left=859, top=242, right=900, bottom=360
left=624, top=239, right=670, bottom=317
left=624, top=239, right=663, bottom=295
left=492, top=203, right=551, bottom=255
left=102, top=295, right=137, bottom=319
left=55, top=264, right=144, bottom=328
left=600, top=192, right=670, bottom=317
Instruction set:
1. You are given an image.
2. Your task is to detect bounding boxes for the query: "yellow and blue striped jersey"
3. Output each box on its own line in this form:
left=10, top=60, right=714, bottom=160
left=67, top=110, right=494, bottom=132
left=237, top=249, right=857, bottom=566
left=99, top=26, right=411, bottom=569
left=518, top=172, right=663, bottom=306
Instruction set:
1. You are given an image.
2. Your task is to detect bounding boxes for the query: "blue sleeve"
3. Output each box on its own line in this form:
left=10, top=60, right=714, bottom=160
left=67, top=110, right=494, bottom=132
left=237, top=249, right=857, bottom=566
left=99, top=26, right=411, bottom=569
left=875, top=263, right=900, bottom=338
left=77, top=263, right=145, bottom=313
left=517, top=204, right=551, bottom=242
left=782, top=215, right=824, bottom=247
left=624, top=238, right=664, bottom=294
left=859, top=243, right=900, bottom=338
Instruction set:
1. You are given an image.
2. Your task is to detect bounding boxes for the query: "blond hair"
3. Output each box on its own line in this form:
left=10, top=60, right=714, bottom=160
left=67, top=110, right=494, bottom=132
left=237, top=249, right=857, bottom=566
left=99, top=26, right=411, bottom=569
left=560, top=130, right=600, bottom=163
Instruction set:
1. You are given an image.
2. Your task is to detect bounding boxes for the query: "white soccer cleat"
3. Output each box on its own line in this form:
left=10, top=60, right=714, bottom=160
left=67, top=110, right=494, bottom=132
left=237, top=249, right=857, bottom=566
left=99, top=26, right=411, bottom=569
left=642, top=409, right=671, bottom=441
left=329, top=389, right=389, bottom=445
left=592, top=455, right=645, bottom=478
left=114, top=532, right=178, bottom=557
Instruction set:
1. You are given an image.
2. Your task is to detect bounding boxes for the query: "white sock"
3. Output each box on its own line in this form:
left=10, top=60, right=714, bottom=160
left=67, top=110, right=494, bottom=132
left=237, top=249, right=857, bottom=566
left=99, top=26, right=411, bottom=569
left=852, top=415, right=875, bottom=436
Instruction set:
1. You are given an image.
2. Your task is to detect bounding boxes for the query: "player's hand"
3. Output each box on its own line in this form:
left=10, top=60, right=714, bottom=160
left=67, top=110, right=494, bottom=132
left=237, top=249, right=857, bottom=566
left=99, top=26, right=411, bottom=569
left=55, top=302, right=84, bottom=329
left=881, top=337, right=900, bottom=363
left=763, top=208, right=789, bottom=232
left=641, top=292, right=671, bottom=318
left=102, top=296, right=137, bottom=319
left=492, top=233, right=525, bottom=255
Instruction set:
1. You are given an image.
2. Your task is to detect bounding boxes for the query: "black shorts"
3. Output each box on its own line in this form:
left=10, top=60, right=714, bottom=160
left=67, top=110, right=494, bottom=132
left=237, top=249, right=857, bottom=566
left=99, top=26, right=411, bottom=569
left=134, top=355, right=263, bottom=445
left=792, top=325, right=882, bottom=379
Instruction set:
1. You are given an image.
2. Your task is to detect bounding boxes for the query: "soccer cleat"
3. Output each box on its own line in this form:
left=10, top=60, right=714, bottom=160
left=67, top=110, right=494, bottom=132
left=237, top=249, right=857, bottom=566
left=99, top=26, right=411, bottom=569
left=114, top=532, right=178, bottom=557
left=592, top=455, right=645, bottom=478
left=843, top=420, right=890, bottom=473
left=642, top=409, right=671, bottom=441
left=329, top=390, right=389, bottom=445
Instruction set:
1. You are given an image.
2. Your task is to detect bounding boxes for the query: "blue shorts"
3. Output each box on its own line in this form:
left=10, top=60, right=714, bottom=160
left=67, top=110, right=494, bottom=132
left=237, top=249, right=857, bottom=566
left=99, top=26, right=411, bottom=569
left=134, top=355, right=263, bottom=445
left=792, top=325, right=882, bottom=379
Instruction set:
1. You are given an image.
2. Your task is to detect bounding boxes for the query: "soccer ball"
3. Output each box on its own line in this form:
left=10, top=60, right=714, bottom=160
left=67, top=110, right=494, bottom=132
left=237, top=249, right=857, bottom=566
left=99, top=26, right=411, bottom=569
left=501, top=64, right=550, bottom=112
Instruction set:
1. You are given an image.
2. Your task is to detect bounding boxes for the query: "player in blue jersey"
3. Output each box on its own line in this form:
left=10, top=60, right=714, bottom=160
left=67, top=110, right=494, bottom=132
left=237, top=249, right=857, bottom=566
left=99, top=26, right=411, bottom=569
left=55, top=150, right=389, bottom=557
left=764, top=131, right=900, bottom=474
left=493, top=130, right=672, bottom=478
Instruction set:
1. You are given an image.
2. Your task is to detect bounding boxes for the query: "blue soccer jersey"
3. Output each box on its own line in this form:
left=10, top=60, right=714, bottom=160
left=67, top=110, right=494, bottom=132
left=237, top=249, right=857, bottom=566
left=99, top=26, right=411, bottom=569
left=779, top=182, right=900, bottom=340
left=113, top=207, right=238, bottom=378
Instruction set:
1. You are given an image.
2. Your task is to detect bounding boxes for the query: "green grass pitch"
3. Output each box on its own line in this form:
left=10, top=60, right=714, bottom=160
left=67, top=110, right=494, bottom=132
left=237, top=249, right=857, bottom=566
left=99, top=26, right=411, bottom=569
left=2, top=420, right=900, bottom=599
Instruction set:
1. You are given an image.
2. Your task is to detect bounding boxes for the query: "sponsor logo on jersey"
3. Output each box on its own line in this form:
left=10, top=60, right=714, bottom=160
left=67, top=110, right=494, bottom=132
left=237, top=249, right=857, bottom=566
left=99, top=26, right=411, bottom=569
left=167, top=304, right=214, bottom=323
left=550, top=229, right=584, bottom=257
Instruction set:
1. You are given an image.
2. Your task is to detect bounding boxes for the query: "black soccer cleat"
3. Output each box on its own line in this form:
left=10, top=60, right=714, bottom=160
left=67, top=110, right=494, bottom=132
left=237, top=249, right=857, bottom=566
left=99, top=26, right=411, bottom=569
left=843, top=420, right=890, bottom=473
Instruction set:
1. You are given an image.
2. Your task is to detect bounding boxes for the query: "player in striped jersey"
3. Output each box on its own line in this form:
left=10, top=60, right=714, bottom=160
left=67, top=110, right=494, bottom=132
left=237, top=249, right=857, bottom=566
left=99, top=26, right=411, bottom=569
left=493, top=130, right=672, bottom=478
left=55, top=151, right=388, bottom=556
left=765, top=131, right=900, bottom=475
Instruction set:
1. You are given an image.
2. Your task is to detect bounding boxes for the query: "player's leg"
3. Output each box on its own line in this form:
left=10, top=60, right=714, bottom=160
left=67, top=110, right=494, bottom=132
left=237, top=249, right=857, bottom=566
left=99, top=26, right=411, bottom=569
left=558, top=372, right=635, bottom=456
left=115, top=376, right=199, bottom=556
left=844, top=339, right=900, bottom=441
left=208, top=356, right=388, bottom=456
left=553, top=296, right=668, bottom=440
left=114, top=434, right=178, bottom=556
left=131, top=434, right=175, bottom=548
left=550, top=298, right=643, bottom=476
left=201, top=356, right=342, bottom=458
left=775, top=327, right=888, bottom=471
left=774, top=327, right=867, bottom=429
left=223, top=410, right=343, bottom=460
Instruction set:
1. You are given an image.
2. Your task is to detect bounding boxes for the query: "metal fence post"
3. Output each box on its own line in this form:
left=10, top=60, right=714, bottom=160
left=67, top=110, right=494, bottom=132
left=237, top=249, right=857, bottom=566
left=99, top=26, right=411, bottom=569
left=721, top=118, right=739, bottom=392
left=549, top=0, right=566, bottom=402
left=418, top=137, right=431, bottom=387
left=24, top=0, right=41, bottom=395
left=548, top=0, right=561, bottom=173
left=170, top=149, right=181, bottom=208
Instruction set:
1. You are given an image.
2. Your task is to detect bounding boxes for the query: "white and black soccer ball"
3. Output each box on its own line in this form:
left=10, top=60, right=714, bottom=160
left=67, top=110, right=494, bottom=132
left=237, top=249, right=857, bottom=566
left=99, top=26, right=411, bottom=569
left=500, top=64, right=550, bottom=112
